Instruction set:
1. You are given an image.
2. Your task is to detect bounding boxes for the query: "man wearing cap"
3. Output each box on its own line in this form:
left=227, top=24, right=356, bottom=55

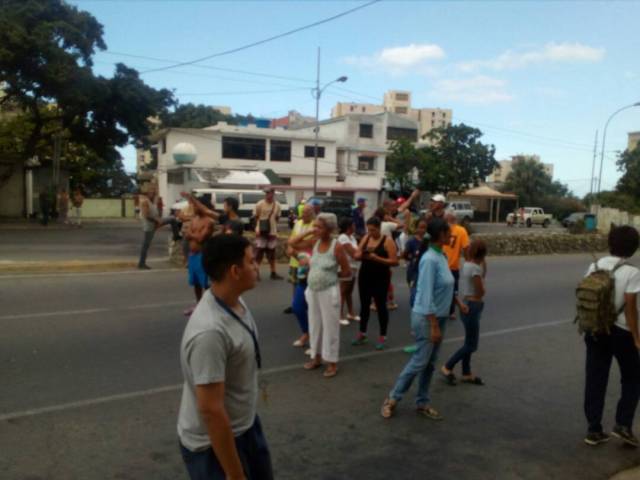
left=253, top=188, right=283, bottom=280
left=426, top=194, right=447, bottom=223
left=352, top=198, right=367, bottom=240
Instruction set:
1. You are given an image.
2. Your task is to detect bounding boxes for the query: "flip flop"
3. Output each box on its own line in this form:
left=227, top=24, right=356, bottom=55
left=462, top=377, right=485, bottom=386
left=303, top=361, right=322, bottom=371
left=323, top=368, right=338, bottom=378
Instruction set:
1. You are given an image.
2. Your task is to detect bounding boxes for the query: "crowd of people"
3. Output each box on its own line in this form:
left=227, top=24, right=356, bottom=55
left=172, top=186, right=502, bottom=479
left=169, top=185, right=640, bottom=480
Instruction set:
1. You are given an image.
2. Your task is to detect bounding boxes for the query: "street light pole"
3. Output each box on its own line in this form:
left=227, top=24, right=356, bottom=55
left=596, top=102, right=640, bottom=194
left=311, top=47, right=348, bottom=196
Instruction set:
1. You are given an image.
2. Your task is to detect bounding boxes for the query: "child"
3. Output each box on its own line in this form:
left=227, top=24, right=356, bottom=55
left=441, top=239, right=487, bottom=385
left=291, top=252, right=311, bottom=353
left=404, top=219, right=428, bottom=308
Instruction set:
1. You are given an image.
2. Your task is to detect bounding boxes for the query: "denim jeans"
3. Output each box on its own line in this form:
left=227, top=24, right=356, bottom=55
left=292, top=282, right=309, bottom=334
left=389, top=313, right=448, bottom=407
left=584, top=326, right=640, bottom=433
left=445, top=301, right=484, bottom=375
left=180, top=416, right=273, bottom=480
left=138, top=230, right=155, bottom=267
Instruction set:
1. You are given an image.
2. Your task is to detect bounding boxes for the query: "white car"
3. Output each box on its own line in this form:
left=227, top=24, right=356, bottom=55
left=446, top=201, right=474, bottom=223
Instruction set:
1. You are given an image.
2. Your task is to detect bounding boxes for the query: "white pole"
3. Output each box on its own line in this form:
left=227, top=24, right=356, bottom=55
left=313, top=47, right=320, bottom=196
left=589, top=129, right=598, bottom=197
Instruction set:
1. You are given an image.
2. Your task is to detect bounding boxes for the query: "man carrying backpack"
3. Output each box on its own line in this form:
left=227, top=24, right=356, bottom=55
left=578, top=225, right=640, bottom=447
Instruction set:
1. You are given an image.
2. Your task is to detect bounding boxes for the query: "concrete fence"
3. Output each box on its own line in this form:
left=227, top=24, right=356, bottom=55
left=82, top=198, right=136, bottom=218
left=592, top=205, right=640, bottom=234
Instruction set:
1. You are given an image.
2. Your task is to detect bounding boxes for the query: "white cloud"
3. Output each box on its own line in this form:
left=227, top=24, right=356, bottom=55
left=430, top=76, right=514, bottom=105
left=458, top=42, right=605, bottom=72
left=343, top=43, right=445, bottom=74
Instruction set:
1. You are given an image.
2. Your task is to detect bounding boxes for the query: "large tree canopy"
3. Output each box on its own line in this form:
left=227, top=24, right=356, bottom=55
left=385, top=138, right=420, bottom=194
left=616, top=147, right=640, bottom=198
left=0, top=0, right=173, bottom=189
left=159, top=103, right=253, bottom=129
left=416, top=123, right=498, bottom=195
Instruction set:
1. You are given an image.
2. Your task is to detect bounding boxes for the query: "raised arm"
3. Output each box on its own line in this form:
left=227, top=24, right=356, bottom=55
left=398, top=189, right=420, bottom=213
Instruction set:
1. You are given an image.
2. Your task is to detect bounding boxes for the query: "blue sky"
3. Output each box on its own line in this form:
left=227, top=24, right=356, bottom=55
left=72, top=0, right=640, bottom=196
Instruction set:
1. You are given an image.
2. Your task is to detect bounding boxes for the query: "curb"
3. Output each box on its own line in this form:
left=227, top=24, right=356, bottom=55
left=0, top=258, right=172, bottom=274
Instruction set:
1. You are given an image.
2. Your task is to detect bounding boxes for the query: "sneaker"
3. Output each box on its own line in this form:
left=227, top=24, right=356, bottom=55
left=270, top=272, right=283, bottom=280
left=403, top=345, right=417, bottom=354
left=351, top=335, right=368, bottom=346
left=611, top=425, right=639, bottom=447
left=584, top=432, right=611, bottom=446
left=375, top=337, right=387, bottom=350
left=304, top=348, right=312, bottom=356
left=339, top=319, right=350, bottom=326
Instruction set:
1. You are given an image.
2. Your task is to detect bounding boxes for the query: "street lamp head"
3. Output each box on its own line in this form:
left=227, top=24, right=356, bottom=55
left=633, top=102, right=640, bottom=107
left=337, top=76, right=348, bottom=83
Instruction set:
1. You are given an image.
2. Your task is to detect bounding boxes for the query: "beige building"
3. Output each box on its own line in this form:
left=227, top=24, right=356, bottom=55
left=628, top=131, right=640, bottom=151
left=487, top=155, right=554, bottom=185
left=331, top=90, right=452, bottom=139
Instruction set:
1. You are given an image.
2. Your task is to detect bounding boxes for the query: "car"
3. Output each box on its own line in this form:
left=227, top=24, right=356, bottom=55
left=507, top=207, right=553, bottom=228
left=307, top=196, right=354, bottom=219
left=446, top=201, right=474, bottom=223
left=562, top=212, right=588, bottom=228
left=170, top=188, right=291, bottom=227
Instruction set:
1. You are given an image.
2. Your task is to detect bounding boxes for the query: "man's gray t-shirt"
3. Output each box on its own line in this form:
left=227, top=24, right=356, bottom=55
left=459, top=262, right=484, bottom=298
left=177, top=290, right=258, bottom=452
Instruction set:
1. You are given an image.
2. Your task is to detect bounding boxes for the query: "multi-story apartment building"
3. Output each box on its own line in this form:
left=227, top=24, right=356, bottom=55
left=486, top=155, right=554, bottom=185
left=628, top=131, right=640, bottom=151
left=146, top=113, right=418, bottom=210
left=331, top=90, right=452, bottom=138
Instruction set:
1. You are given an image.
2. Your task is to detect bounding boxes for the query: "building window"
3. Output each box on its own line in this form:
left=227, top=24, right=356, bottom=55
left=387, top=127, right=418, bottom=142
left=161, top=138, right=167, bottom=154
left=359, top=123, right=373, bottom=138
left=395, top=106, right=408, bottom=114
left=432, top=111, right=435, bottom=117
left=358, top=156, right=376, bottom=171
left=350, top=105, right=355, bottom=112
left=304, top=145, right=325, bottom=158
left=222, top=136, right=266, bottom=160
left=270, top=140, right=291, bottom=162
left=442, top=112, right=446, bottom=118
left=167, top=170, right=184, bottom=184
left=361, top=106, right=366, bottom=112
left=431, top=120, right=435, bottom=127
left=395, top=93, right=409, bottom=101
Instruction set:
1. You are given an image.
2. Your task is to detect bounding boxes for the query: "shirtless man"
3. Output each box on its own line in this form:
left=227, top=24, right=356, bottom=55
left=184, top=196, right=215, bottom=317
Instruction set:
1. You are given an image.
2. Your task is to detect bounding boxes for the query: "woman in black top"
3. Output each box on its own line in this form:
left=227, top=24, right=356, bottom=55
left=352, top=217, right=398, bottom=350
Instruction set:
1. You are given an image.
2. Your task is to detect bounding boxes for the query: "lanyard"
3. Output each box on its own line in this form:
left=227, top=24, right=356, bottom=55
left=214, top=296, right=262, bottom=369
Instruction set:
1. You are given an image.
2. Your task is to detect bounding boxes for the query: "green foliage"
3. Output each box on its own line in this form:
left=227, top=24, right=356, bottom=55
left=502, top=158, right=573, bottom=206
left=385, top=138, right=419, bottom=193
left=585, top=191, right=640, bottom=214
left=539, top=195, right=585, bottom=220
left=159, top=103, right=252, bottom=129
left=0, top=0, right=174, bottom=190
left=416, top=123, right=498, bottom=194
left=616, top=147, right=640, bottom=198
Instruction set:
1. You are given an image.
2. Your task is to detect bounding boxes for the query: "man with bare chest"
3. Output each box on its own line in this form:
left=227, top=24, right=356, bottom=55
left=184, top=198, right=215, bottom=316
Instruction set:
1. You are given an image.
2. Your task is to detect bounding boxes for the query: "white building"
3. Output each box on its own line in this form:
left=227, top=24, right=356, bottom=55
left=486, top=155, right=554, bottom=185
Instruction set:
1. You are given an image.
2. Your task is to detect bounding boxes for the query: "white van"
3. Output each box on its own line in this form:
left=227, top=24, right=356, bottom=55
left=171, top=188, right=290, bottom=226
left=446, top=201, right=474, bottom=222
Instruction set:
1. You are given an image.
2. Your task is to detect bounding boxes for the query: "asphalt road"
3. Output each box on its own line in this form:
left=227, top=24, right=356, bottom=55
left=1, top=254, right=639, bottom=479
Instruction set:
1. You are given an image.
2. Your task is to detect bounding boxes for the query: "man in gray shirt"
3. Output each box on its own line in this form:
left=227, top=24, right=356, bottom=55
left=178, top=234, right=273, bottom=480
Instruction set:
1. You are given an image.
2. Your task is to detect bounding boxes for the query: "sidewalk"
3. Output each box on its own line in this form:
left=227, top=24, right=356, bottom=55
left=0, top=218, right=138, bottom=230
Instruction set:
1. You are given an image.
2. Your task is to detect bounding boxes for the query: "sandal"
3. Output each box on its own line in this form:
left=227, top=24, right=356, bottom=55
left=303, top=360, right=322, bottom=370
left=440, top=368, right=457, bottom=386
left=462, top=376, right=485, bottom=386
left=416, top=406, right=443, bottom=421
left=381, top=398, right=396, bottom=419
left=347, top=314, right=360, bottom=322
left=323, top=367, right=338, bottom=378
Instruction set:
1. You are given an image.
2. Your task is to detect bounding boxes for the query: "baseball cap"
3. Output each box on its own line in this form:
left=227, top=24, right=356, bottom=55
left=431, top=194, right=446, bottom=203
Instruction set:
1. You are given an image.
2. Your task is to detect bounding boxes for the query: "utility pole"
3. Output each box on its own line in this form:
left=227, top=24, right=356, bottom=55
left=589, top=129, right=598, bottom=197
left=313, top=47, right=321, bottom=196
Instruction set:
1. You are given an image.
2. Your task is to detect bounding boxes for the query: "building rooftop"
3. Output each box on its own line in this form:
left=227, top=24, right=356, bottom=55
left=151, top=125, right=335, bottom=143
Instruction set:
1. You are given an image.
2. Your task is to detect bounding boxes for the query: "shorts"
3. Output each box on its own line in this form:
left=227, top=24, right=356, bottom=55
left=188, top=252, right=209, bottom=288
left=255, top=235, right=277, bottom=251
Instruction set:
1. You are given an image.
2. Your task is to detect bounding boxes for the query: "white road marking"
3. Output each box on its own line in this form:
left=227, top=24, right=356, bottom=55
left=0, top=268, right=181, bottom=280
left=0, top=318, right=571, bottom=422
left=0, top=301, right=189, bottom=321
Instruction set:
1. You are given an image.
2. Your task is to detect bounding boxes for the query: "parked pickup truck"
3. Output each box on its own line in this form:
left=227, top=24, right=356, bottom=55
left=506, top=207, right=553, bottom=228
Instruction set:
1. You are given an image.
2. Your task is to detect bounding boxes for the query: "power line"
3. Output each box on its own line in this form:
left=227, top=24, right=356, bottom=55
left=103, top=51, right=314, bottom=84
left=140, top=0, right=381, bottom=74
left=178, top=87, right=310, bottom=97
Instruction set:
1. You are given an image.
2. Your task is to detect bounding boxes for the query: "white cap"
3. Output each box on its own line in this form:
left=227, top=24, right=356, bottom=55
left=431, top=194, right=446, bottom=203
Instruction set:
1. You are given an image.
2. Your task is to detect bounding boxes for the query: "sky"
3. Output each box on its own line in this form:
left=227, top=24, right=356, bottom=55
left=71, top=0, right=640, bottom=196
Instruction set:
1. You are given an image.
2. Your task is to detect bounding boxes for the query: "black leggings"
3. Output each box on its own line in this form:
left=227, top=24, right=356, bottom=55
left=358, top=271, right=390, bottom=337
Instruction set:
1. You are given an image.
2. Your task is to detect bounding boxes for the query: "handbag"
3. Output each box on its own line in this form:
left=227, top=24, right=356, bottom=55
left=258, top=204, right=276, bottom=237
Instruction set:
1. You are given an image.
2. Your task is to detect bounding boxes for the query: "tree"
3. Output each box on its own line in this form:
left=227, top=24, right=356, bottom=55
left=159, top=103, right=252, bottom=129
left=616, top=147, right=640, bottom=198
left=385, top=138, right=419, bottom=193
left=0, top=0, right=174, bottom=188
left=502, top=158, right=552, bottom=205
left=415, top=123, right=498, bottom=194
